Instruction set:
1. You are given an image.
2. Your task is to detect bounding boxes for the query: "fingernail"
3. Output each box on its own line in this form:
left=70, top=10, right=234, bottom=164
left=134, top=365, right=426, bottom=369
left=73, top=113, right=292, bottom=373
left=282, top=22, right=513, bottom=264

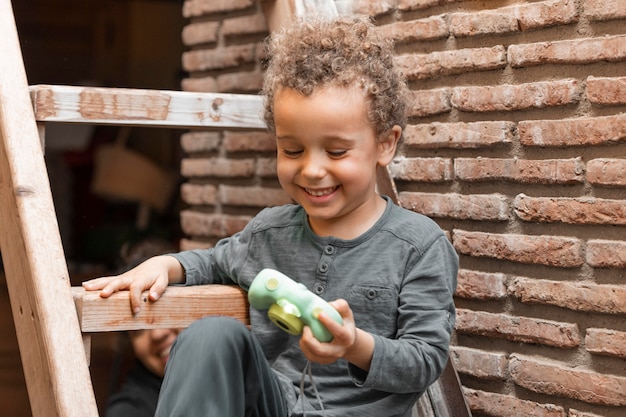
left=133, top=307, right=141, bottom=314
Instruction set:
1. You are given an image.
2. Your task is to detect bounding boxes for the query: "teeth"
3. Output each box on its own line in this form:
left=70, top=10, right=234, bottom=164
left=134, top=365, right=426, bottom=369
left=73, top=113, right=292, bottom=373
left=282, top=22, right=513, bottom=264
left=306, top=187, right=335, bottom=196
left=160, top=346, right=172, bottom=358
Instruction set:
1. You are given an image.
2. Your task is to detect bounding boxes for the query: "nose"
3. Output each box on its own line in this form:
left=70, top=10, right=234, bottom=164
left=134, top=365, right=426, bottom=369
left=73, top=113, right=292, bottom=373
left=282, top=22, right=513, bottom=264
left=149, top=328, right=175, bottom=342
left=301, top=152, right=326, bottom=180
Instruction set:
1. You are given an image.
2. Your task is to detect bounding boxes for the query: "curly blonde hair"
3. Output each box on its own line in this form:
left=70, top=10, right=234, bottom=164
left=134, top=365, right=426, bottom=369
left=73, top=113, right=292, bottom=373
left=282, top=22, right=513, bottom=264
left=262, top=16, right=409, bottom=142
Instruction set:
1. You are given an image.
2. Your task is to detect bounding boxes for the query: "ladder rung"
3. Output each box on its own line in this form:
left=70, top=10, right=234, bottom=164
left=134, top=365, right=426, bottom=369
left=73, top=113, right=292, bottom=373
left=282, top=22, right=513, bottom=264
left=72, top=285, right=249, bottom=332
left=30, top=84, right=266, bottom=130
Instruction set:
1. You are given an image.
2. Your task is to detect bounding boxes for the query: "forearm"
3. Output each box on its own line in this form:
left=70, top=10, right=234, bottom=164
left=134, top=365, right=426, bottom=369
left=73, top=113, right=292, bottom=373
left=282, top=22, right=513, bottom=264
left=159, top=255, right=185, bottom=285
left=344, top=328, right=375, bottom=372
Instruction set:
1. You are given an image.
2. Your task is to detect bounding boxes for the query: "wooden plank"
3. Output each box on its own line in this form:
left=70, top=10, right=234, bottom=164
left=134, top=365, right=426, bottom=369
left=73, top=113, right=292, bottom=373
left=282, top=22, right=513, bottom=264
left=29, top=84, right=266, bottom=130
left=73, top=285, right=249, bottom=332
left=0, top=2, right=99, bottom=417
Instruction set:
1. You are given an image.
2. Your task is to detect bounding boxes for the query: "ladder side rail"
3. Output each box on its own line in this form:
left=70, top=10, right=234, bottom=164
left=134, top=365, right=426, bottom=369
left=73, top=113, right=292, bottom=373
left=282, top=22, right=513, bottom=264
left=0, top=2, right=99, bottom=416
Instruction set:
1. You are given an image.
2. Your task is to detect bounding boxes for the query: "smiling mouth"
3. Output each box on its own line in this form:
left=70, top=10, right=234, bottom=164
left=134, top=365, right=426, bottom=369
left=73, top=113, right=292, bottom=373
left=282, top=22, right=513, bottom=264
left=160, top=345, right=172, bottom=359
left=304, top=186, right=338, bottom=197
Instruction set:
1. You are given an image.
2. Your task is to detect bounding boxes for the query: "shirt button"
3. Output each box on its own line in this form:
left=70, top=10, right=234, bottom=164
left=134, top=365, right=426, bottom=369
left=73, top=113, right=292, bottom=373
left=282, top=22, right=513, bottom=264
left=324, top=245, right=335, bottom=255
left=366, top=289, right=377, bottom=300
left=318, top=263, right=329, bottom=273
left=314, top=284, right=325, bottom=294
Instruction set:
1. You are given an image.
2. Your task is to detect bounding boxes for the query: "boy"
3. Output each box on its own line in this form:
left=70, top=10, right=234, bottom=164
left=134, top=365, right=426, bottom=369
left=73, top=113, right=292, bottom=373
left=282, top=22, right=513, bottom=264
left=83, top=15, right=458, bottom=417
left=105, top=327, right=180, bottom=417
left=105, top=238, right=181, bottom=417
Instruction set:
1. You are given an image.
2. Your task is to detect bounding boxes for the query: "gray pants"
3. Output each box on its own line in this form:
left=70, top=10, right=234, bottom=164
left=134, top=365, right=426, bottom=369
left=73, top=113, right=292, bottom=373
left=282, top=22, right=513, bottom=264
left=155, top=316, right=288, bottom=417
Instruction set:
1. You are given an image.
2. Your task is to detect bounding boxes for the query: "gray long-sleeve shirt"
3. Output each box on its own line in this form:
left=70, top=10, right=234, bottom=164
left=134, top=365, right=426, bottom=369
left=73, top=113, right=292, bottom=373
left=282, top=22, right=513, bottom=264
left=172, top=196, right=458, bottom=417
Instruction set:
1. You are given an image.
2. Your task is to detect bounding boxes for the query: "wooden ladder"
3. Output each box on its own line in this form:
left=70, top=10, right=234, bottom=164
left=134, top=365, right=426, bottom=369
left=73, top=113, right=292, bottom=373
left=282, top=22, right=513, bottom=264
left=0, top=1, right=471, bottom=416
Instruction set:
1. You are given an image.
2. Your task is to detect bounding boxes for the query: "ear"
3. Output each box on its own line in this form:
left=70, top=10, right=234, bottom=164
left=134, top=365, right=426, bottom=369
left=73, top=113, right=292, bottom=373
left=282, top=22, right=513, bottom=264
left=377, top=125, right=402, bottom=166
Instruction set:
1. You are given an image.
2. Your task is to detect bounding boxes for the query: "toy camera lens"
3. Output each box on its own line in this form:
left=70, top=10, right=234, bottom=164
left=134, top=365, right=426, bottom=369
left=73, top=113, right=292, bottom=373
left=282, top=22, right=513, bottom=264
left=276, top=320, right=290, bottom=331
left=266, top=278, right=279, bottom=291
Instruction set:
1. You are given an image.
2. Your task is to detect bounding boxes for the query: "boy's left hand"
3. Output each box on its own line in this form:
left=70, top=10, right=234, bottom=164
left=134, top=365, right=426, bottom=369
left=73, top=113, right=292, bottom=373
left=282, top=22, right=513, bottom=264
left=300, top=299, right=374, bottom=371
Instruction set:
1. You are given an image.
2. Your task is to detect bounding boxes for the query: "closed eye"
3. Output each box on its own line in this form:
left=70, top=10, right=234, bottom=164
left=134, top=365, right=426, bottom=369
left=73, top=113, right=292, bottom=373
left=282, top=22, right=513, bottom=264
left=282, top=149, right=303, bottom=157
left=327, top=150, right=347, bottom=158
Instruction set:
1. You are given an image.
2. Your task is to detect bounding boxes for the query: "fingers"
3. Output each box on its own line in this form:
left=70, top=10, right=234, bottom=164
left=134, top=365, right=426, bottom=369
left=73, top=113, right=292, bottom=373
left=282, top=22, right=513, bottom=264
left=300, top=299, right=357, bottom=364
left=149, top=279, right=168, bottom=302
left=81, top=259, right=172, bottom=314
left=81, top=277, right=115, bottom=292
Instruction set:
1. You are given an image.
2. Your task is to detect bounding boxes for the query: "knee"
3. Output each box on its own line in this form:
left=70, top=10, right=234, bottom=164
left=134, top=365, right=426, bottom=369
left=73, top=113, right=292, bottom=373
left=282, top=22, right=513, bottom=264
left=177, top=316, right=251, bottom=350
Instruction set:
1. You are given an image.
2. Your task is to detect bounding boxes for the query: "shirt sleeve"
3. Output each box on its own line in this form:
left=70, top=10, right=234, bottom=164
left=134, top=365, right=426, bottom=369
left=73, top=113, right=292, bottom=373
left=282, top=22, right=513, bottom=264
left=350, top=233, right=458, bottom=394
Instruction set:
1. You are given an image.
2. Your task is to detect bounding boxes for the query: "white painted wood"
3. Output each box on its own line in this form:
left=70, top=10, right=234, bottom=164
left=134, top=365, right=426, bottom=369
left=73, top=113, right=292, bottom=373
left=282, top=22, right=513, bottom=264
left=30, top=84, right=266, bottom=130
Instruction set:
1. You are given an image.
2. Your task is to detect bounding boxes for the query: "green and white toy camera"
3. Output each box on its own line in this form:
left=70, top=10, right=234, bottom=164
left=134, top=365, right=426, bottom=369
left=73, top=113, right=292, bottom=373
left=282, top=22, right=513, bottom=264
left=248, top=268, right=343, bottom=343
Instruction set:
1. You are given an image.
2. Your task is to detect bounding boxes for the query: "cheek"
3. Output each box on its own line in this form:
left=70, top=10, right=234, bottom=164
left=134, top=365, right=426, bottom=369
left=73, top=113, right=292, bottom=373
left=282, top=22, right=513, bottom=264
left=276, top=158, right=295, bottom=182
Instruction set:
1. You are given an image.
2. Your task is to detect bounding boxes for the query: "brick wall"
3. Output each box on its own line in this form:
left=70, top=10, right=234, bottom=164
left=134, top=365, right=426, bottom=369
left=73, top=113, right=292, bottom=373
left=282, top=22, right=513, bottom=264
left=178, top=1, right=626, bottom=416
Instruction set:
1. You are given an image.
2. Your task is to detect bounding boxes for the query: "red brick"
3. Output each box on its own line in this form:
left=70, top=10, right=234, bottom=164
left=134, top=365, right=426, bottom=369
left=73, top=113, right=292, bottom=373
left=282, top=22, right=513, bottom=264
left=451, top=79, right=580, bottom=112
left=403, top=121, right=515, bottom=149
left=182, top=21, right=219, bottom=47
left=180, top=210, right=251, bottom=238
left=508, top=34, right=626, bottom=67
left=222, top=13, right=268, bottom=37
left=587, top=76, right=626, bottom=105
left=583, top=0, right=626, bottom=21
left=395, top=46, right=507, bottom=81
left=568, top=409, right=605, bottom=417
left=179, top=238, right=212, bottom=251
left=585, top=328, right=626, bottom=359
left=256, top=157, right=278, bottom=178
left=518, top=114, right=626, bottom=146
left=513, top=0, right=578, bottom=31
left=450, top=11, right=518, bottom=38
left=399, top=192, right=509, bottom=221
left=181, top=76, right=218, bottom=93
left=450, top=346, right=508, bottom=380
left=586, top=239, right=626, bottom=268
left=389, top=157, right=453, bottom=182
left=350, top=0, right=395, bottom=16
left=510, top=277, right=626, bottom=314
left=464, top=388, right=566, bottom=417
left=182, top=44, right=256, bottom=72
left=509, top=354, right=626, bottom=406
left=222, top=131, right=275, bottom=153
left=397, top=0, right=443, bottom=11
left=180, top=131, right=221, bottom=153
left=377, top=16, right=448, bottom=44
left=453, top=230, right=584, bottom=267
left=218, top=185, right=290, bottom=207
left=180, top=183, right=217, bottom=206
left=455, top=158, right=584, bottom=184
left=216, top=71, right=264, bottom=93
left=514, top=194, right=626, bottom=225
left=587, top=158, right=626, bottom=187
left=182, top=0, right=254, bottom=18
left=455, top=269, right=507, bottom=300
left=456, top=309, right=581, bottom=347
left=181, top=157, right=255, bottom=178
left=406, top=88, right=451, bottom=117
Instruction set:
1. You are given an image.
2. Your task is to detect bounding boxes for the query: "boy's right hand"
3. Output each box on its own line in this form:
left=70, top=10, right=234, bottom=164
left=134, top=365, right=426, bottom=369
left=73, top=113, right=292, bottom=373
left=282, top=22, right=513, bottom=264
left=82, top=255, right=184, bottom=314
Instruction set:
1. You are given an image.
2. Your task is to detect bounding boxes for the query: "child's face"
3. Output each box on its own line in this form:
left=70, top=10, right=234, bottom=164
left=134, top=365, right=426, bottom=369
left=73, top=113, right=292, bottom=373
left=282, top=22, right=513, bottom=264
left=274, top=85, right=400, bottom=238
left=129, top=328, right=181, bottom=377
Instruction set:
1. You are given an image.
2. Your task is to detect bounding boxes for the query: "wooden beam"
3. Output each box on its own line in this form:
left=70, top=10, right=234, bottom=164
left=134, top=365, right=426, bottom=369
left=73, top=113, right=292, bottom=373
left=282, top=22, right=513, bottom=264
left=73, top=285, right=249, bottom=332
left=0, top=2, right=99, bottom=416
left=30, top=84, right=266, bottom=130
